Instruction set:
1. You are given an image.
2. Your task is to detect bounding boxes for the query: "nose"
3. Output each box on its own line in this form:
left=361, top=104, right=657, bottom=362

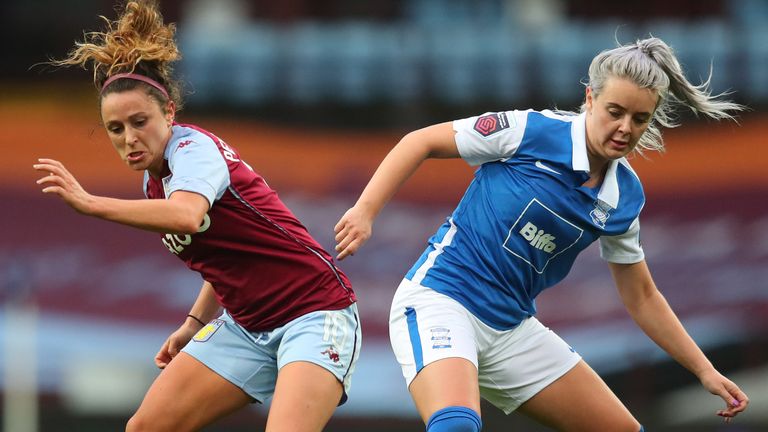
left=617, top=115, right=632, bottom=135
left=124, top=127, right=138, bottom=146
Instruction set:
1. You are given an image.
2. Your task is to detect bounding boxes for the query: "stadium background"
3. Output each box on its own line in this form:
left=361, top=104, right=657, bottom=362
left=1, top=0, right=766, bottom=431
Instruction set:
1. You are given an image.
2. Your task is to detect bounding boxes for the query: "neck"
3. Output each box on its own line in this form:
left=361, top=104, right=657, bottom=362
left=583, top=150, right=610, bottom=189
left=586, top=147, right=609, bottom=177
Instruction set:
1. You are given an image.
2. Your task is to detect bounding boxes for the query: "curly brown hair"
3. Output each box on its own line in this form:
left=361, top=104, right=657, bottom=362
left=52, top=0, right=182, bottom=109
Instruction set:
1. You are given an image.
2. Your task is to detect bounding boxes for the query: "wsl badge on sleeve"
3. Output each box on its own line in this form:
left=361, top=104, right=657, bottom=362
left=473, top=112, right=510, bottom=137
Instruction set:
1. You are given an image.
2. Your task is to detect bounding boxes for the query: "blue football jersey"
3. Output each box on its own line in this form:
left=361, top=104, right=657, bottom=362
left=405, top=110, right=646, bottom=330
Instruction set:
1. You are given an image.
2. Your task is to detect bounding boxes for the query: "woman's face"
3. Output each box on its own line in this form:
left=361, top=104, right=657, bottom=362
left=100, top=89, right=175, bottom=177
left=585, top=76, right=658, bottom=168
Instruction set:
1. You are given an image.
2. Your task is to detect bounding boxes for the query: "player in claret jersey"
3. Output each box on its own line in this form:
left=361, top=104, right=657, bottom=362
left=334, top=37, right=749, bottom=431
left=34, top=1, right=360, bottom=431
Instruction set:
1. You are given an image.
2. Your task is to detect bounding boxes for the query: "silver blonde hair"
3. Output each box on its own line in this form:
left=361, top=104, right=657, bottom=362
left=581, top=37, right=744, bottom=154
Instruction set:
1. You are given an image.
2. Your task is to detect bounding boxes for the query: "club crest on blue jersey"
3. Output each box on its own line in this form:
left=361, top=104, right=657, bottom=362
left=589, top=200, right=613, bottom=229
left=473, top=112, right=510, bottom=137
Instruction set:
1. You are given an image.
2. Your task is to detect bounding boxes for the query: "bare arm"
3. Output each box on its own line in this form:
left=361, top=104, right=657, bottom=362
left=34, top=158, right=208, bottom=234
left=156, top=281, right=221, bottom=369
left=610, top=260, right=749, bottom=421
left=334, top=122, right=459, bottom=260
left=186, top=280, right=221, bottom=325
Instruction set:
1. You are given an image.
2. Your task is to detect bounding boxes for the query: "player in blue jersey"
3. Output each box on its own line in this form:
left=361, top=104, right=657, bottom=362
left=335, top=37, right=749, bottom=431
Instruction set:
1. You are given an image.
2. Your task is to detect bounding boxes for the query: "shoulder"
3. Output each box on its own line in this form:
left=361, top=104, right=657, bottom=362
left=528, top=110, right=579, bottom=127
left=454, top=109, right=531, bottom=134
left=165, top=124, right=223, bottom=161
left=512, top=110, right=580, bottom=158
left=516, top=110, right=580, bottom=144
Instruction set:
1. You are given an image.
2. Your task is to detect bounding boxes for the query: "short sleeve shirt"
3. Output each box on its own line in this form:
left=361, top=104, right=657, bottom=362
left=405, top=110, right=645, bottom=330
left=143, top=124, right=355, bottom=332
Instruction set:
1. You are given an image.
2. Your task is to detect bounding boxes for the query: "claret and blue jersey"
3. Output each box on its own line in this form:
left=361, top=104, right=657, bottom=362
left=405, top=110, right=646, bottom=331
left=143, top=124, right=355, bottom=332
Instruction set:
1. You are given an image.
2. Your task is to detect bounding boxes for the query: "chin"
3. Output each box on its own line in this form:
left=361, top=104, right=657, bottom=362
left=125, top=161, right=147, bottom=171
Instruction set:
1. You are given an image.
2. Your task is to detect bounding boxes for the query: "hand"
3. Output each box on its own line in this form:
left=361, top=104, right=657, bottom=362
left=699, top=369, right=749, bottom=423
left=33, top=158, right=95, bottom=214
left=333, top=206, right=374, bottom=260
left=154, top=322, right=201, bottom=369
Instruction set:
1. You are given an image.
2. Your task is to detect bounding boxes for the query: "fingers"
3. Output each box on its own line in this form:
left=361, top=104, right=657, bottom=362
left=334, top=228, right=353, bottom=253
left=168, top=339, right=180, bottom=358
left=335, top=237, right=354, bottom=260
left=154, top=339, right=172, bottom=369
left=35, top=158, right=63, bottom=168
left=33, top=159, right=69, bottom=193
left=153, top=336, right=185, bottom=370
left=334, top=208, right=373, bottom=260
left=334, top=217, right=355, bottom=260
left=334, top=220, right=349, bottom=243
left=35, top=175, right=64, bottom=193
left=154, top=354, right=169, bottom=369
left=336, top=241, right=357, bottom=261
left=714, top=385, right=749, bottom=422
left=33, top=158, right=67, bottom=176
left=333, top=217, right=347, bottom=235
left=335, top=227, right=366, bottom=260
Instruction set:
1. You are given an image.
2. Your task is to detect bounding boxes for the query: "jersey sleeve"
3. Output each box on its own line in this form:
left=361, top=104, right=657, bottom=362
left=599, top=217, right=645, bottom=264
left=166, top=137, right=230, bottom=207
left=453, top=110, right=529, bottom=166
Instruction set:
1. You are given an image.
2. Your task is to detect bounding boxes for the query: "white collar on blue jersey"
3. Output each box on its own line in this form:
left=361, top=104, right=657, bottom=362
left=571, top=112, right=622, bottom=209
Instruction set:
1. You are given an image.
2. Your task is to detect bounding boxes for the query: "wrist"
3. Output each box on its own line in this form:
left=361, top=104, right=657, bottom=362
left=692, top=362, right=716, bottom=379
left=80, top=194, right=101, bottom=217
left=186, top=314, right=206, bottom=328
left=354, top=200, right=380, bottom=220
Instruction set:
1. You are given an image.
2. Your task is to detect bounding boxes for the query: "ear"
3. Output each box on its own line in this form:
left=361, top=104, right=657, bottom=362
left=585, top=86, right=594, bottom=113
left=165, top=101, right=176, bottom=125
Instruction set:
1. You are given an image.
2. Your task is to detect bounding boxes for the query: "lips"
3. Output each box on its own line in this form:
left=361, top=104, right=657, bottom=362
left=609, top=139, right=629, bottom=150
left=127, top=151, right=145, bottom=162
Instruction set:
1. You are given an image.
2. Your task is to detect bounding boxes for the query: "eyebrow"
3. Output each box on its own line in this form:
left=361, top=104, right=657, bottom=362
left=606, top=102, right=652, bottom=117
left=105, top=112, right=149, bottom=124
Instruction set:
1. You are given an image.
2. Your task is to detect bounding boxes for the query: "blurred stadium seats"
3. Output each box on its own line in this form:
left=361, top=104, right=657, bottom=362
left=2, top=0, right=767, bottom=431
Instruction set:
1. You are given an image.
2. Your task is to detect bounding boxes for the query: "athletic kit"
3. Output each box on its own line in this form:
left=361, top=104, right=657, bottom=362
left=144, top=124, right=360, bottom=402
left=390, top=109, right=645, bottom=411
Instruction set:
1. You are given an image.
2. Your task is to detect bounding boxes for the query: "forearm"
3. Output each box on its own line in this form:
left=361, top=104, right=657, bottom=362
left=627, top=290, right=714, bottom=377
left=353, top=134, right=432, bottom=218
left=186, top=281, right=221, bottom=324
left=355, top=123, right=459, bottom=217
left=334, top=123, right=458, bottom=260
left=87, top=194, right=204, bottom=234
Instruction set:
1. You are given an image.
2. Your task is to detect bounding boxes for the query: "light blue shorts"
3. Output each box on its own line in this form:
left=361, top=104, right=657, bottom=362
left=182, top=303, right=361, bottom=405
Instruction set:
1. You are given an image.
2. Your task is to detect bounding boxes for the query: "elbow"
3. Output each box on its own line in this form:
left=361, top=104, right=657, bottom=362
left=400, top=129, right=439, bottom=159
left=173, top=215, right=205, bottom=235
left=623, top=284, right=661, bottom=314
left=166, top=195, right=210, bottom=235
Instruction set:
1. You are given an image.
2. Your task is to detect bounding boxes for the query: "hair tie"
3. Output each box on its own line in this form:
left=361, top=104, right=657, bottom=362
left=101, top=72, right=169, bottom=99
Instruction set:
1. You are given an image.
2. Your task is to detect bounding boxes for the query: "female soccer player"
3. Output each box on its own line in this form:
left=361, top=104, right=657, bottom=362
left=34, top=1, right=360, bottom=431
left=334, top=37, right=749, bottom=431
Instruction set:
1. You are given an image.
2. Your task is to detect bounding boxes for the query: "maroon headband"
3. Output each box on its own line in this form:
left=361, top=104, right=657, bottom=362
left=101, top=73, right=170, bottom=99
